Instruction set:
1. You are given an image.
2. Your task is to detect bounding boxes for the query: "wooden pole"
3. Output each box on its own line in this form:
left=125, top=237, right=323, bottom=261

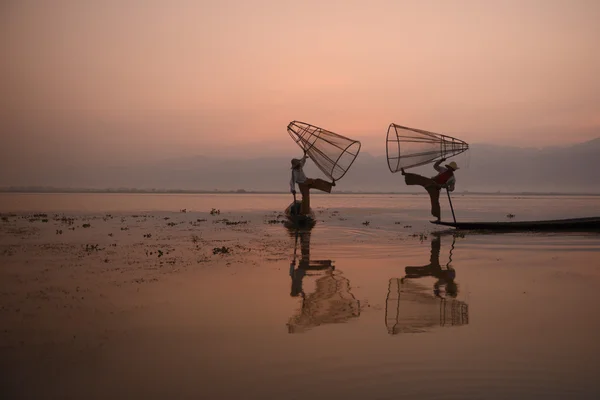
left=446, top=188, right=457, bottom=223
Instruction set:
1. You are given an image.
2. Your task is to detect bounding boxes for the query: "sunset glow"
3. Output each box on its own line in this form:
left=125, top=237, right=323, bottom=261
left=2, top=0, right=599, bottom=167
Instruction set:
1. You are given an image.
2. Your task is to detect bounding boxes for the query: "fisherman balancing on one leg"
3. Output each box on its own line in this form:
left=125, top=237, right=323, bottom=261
left=290, top=153, right=335, bottom=215
left=401, top=159, right=459, bottom=222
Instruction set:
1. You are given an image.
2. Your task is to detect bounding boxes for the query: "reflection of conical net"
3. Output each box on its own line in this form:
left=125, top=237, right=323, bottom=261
left=288, top=121, right=361, bottom=182
left=385, top=279, right=469, bottom=334
left=386, top=123, right=469, bottom=172
left=288, top=271, right=360, bottom=333
left=439, top=298, right=469, bottom=327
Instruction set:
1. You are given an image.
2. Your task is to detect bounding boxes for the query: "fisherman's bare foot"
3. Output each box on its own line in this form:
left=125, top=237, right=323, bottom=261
left=400, top=168, right=406, bottom=175
left=331, top=181, right=336, bottom=187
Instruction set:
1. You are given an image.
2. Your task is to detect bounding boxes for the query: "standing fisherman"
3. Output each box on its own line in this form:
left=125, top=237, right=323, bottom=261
left=401, top=158, right=458, bottom=222
left=290, top=153, right=335, bottom=215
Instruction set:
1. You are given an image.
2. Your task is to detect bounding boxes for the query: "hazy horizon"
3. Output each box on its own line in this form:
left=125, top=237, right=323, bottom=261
left=1, top=138, right=599, bottom=194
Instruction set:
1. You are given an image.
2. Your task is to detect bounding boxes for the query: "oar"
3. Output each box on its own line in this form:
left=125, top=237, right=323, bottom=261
left=446, top=188, right=457, bottom=224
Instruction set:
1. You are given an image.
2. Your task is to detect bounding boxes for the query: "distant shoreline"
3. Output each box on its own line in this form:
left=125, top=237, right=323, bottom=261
left=1, top=188, right=599, bottom=196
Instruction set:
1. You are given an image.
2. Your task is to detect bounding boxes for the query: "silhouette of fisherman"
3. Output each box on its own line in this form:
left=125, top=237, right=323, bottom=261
left=401, top=158, right=459, bottom=222
left=290, top=153, right=335, bottom=215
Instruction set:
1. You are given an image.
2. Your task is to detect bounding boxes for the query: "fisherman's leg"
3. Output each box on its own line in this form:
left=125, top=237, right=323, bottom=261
left=307, top=178, right=333, bottom=193
left=404, top=173, right=434, bottom=188
left=427, top=186, right=441, bottom=220
left=299, top=184, right=311, bottom=215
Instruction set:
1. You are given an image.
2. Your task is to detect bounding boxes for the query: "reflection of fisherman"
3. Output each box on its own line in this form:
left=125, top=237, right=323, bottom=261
left=290, top=262, right=306, bottom=297
left=403, top=233, right=458, bottom=298
left=290, top=153, right=335, bottom=215
left=401, top=158, right=458, bottom=222
left=287, top=226, right=360, bottom=333
left=289, top=227, right=331, bottom=297
left=386, top=233, right=467, bottom=334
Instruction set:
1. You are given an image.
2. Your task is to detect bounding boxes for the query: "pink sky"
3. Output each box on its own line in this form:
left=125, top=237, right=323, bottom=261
left=1, top=0, right=599, bottom=165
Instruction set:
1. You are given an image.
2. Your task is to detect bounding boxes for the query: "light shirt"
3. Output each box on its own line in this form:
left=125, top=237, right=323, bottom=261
left=290, top=156, right=308, bottom=192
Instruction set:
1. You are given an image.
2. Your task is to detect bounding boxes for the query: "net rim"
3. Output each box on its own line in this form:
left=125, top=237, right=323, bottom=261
left=330, top=140, right=361, bottom=181
left=386, top=123, right=469, bottom=173
left=287, top=120, right=362, bottom=182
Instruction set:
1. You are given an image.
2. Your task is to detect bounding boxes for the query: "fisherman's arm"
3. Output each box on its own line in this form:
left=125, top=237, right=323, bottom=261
left=433, top=158, right=446, bottom=172
left=299, top=153, right=308, bottom=167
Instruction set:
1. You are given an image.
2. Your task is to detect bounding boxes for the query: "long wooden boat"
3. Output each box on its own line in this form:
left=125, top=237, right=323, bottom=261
left=431, top=216, right=600, bottom=232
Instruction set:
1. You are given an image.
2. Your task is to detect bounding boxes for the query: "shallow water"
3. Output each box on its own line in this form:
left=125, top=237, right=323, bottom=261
left=141, top=231, right=600, bottom=400
left=1, top=194, right=600, bottom=399
left=1, top=192, right=599, bottom=221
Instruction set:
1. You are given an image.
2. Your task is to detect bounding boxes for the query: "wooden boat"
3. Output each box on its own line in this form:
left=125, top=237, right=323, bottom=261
left=431, top=216, right=600, bottom=232
left=284, top=200, right=316, bottom=228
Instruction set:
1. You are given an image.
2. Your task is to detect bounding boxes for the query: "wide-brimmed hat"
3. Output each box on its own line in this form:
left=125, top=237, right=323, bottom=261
left=445, top=161, right=459, bottom=170
left=291, top=158, right=302, bottom=169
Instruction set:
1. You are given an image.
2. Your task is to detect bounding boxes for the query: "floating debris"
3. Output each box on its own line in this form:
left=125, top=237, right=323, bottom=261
left=213, top=246, right=231, bottom=255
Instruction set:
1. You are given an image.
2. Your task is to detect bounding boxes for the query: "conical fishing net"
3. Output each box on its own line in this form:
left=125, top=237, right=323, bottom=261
left=386, top=123, right=469, bottom=172
left=288, top=121, right=361, bottom=182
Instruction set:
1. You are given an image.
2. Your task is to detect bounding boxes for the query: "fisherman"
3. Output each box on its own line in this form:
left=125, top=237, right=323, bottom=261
left=401, top=158, right=458, bottom=222
left=290, top=153, right=335, bottom=215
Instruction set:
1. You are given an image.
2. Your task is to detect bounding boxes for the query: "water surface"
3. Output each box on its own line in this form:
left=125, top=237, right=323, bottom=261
left=1, top=194, right=599, bottom=399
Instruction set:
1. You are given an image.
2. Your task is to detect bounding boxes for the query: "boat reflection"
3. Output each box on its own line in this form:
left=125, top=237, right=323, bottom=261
left=285, top=225, right=360, bottom=333
left=385, top=232, right=469, bottom=334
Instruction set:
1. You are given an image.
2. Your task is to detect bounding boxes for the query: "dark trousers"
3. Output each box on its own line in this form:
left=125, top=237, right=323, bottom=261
left=298, top=178, right=333, bottom=215
left=404, top=173, right=441, bottom=219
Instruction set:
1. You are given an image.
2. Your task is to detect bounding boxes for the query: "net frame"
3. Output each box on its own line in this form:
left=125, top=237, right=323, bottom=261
left=386, top=123, right=469, bottom=173
left=288, top=120, right=361, bottom=182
